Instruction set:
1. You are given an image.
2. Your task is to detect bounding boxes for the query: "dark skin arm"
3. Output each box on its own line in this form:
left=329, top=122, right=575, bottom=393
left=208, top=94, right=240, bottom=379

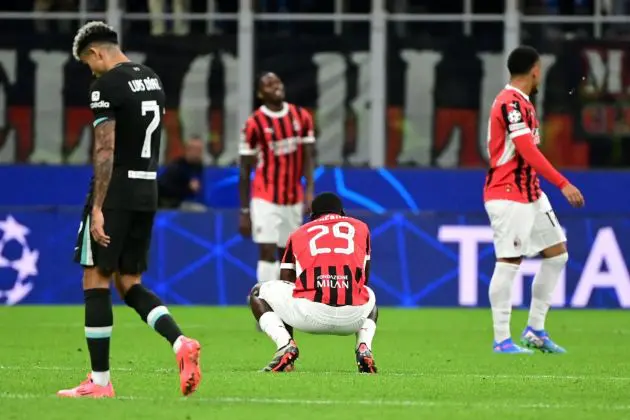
left=238, top=155, right=255, bottom=237
left=303, top=143, right=315, bottom=213
left=364, top=233, right=371, bottom=284
left=90, top=120, right=115, bottom=247
left=280, top=268, right=296, bottom=283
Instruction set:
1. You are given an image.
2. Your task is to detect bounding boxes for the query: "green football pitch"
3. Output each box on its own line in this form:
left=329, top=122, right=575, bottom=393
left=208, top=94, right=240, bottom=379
left=0, top=307, right=629, bottom=420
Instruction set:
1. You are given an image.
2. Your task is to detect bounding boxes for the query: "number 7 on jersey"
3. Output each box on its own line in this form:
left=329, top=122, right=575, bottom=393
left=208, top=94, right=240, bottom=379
left=141, top=100, right=160, bottom=158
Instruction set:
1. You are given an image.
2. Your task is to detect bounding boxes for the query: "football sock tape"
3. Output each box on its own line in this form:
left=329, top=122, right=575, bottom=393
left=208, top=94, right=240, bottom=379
left=124, top=284, right=183, bottom=346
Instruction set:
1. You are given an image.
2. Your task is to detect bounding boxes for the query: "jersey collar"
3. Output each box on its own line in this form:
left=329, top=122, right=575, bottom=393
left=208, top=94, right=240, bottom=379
left=505, top=84, right=530, bottom=102
left=260, top=102, right=289, bottom=118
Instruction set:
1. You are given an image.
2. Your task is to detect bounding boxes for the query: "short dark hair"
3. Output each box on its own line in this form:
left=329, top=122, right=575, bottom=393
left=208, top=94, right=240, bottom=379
left=72, top=21, right=118, bottom=61
left=507, top=46, right=540, bottom=76
left=257, top=71, right=274, bottom=89
left=310, top=192, right=345, bottom=221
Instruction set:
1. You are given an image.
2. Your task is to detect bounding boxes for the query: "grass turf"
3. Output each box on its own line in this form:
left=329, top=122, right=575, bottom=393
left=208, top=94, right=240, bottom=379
left=0, top=306, right=628, bottom=419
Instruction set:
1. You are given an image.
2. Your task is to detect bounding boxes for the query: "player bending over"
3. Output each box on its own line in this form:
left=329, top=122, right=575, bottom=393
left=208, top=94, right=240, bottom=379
left=58, top=22, right=201, bottom=398
left=249, top=193, right=378, bottom=373
left=485, top=45, right=584, bottom=354
left=239, top=72, right=316, bottom=289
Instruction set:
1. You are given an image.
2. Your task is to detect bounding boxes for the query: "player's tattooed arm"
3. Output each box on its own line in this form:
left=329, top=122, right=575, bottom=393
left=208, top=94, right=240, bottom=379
left=92, top=120, right=116, bottom=209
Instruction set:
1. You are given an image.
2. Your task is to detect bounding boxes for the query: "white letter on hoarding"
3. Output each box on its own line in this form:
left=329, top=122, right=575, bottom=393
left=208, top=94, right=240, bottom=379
left=0, top=50, right=17, bottom=162
left=572, top=227, right=630, bottom=308
left=219, top=53, right=240, bottom=166
left=438, top=226, right=494, bottom=306
left=180, top=54, right=212, bottom=164
left=348, top=52, right=372, bottom=166
left=398, top=50, right=441, bottom=166
left=312, top=52, right=347, bottom=165
left=583, top=49, right=624, bottom=94
left=29, top=51, right=68, bottom=163
left=478, top=53, right=504, bottom=163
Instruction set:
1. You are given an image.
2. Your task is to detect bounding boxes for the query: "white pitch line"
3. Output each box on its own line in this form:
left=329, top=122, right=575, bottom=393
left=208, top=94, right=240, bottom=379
left=270, top=371, right=630, bottom=382
left=12, top=324, right=630, bottom=337
left=0, top=392, right=629, bottom=411
left=7, top=323, right=214, bottom=329
left=436, top=373, right=630, bottom=382
left=0, top=365, right=629, bottom=382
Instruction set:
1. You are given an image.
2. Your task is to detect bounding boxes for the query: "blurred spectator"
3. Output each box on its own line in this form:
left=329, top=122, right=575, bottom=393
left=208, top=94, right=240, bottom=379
left=34, top=0, right=77, bottom=33
left=523, top=0, right=594, bottom=43
left=255, top=0, right=299, bottom=35
left=472, top=0, right=503, bottom=46
left=604, top=0, right=630, bottom=14
left=158, top=136, right=205, bottom=210
left=148, top=0, right=190, bottom=35
left=0, top=1, right=31, bottom=34
left=603, top=0, right=630, bottom=37
left=87, top=0, right=106, bottom=11
left=215, top=0, right=237, bottom=34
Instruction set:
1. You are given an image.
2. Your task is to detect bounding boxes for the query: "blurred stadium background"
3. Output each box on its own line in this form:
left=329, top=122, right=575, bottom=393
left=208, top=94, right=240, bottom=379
left=2, top=3, right=630, bottom=420
left=0, top=0, right=628, bottom=309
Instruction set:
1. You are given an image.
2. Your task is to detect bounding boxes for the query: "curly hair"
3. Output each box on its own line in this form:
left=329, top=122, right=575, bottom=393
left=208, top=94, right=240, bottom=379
left=72, top=21, right=118, bottom=61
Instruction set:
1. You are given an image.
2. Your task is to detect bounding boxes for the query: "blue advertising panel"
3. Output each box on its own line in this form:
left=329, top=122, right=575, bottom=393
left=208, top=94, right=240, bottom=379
left=0, top=209, right=628, bottom=308
left=1, top=166, right=630, bottom=215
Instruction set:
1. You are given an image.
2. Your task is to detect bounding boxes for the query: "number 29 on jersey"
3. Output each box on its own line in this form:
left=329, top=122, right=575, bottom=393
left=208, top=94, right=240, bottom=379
left=307, top=222, right=356, bottom=256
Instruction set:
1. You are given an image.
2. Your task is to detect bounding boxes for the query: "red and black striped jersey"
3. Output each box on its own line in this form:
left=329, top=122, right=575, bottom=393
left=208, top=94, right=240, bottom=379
left=239, top=102, right=315, bottom=205
left=280, top=214, right=371, bottom=307
left=484, top=85, right=543, bottom=203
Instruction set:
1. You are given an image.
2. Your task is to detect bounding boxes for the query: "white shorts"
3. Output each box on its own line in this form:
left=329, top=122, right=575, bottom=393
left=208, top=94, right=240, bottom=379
left=258, top=281, right=376, bottom=336
left=485, top=192, right=567, bottom=258
left=251, top=198, right=303, bottom=247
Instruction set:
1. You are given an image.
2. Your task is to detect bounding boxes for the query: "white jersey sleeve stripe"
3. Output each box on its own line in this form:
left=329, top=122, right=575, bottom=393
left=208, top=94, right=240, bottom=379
left=508, top=128, right=531, bottom=140
left=496, top=130, right=516, bottom=166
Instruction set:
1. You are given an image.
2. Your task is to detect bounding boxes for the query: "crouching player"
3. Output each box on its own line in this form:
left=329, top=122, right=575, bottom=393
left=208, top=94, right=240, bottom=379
left=249, top=192, right=378, bottom=373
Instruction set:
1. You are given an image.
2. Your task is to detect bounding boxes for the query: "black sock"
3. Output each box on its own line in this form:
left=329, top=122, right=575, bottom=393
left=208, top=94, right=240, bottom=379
left=84, top=288, right=113, bottom=373
left=124, top=284, right=183, bottom=346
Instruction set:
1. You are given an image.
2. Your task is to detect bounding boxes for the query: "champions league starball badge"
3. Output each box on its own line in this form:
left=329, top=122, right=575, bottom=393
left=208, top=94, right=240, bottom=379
left=0, top=215, right=39, bottom=305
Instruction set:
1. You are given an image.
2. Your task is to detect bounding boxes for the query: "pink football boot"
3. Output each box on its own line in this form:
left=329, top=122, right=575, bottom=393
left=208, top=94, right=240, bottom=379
left=57, top=374, right=115, bottom=398
left=176, top=337, right=202, bottom=396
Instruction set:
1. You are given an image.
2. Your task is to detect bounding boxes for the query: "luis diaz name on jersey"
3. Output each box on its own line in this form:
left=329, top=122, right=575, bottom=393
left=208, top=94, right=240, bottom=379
left=128, top=77, right=161, bottom=93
